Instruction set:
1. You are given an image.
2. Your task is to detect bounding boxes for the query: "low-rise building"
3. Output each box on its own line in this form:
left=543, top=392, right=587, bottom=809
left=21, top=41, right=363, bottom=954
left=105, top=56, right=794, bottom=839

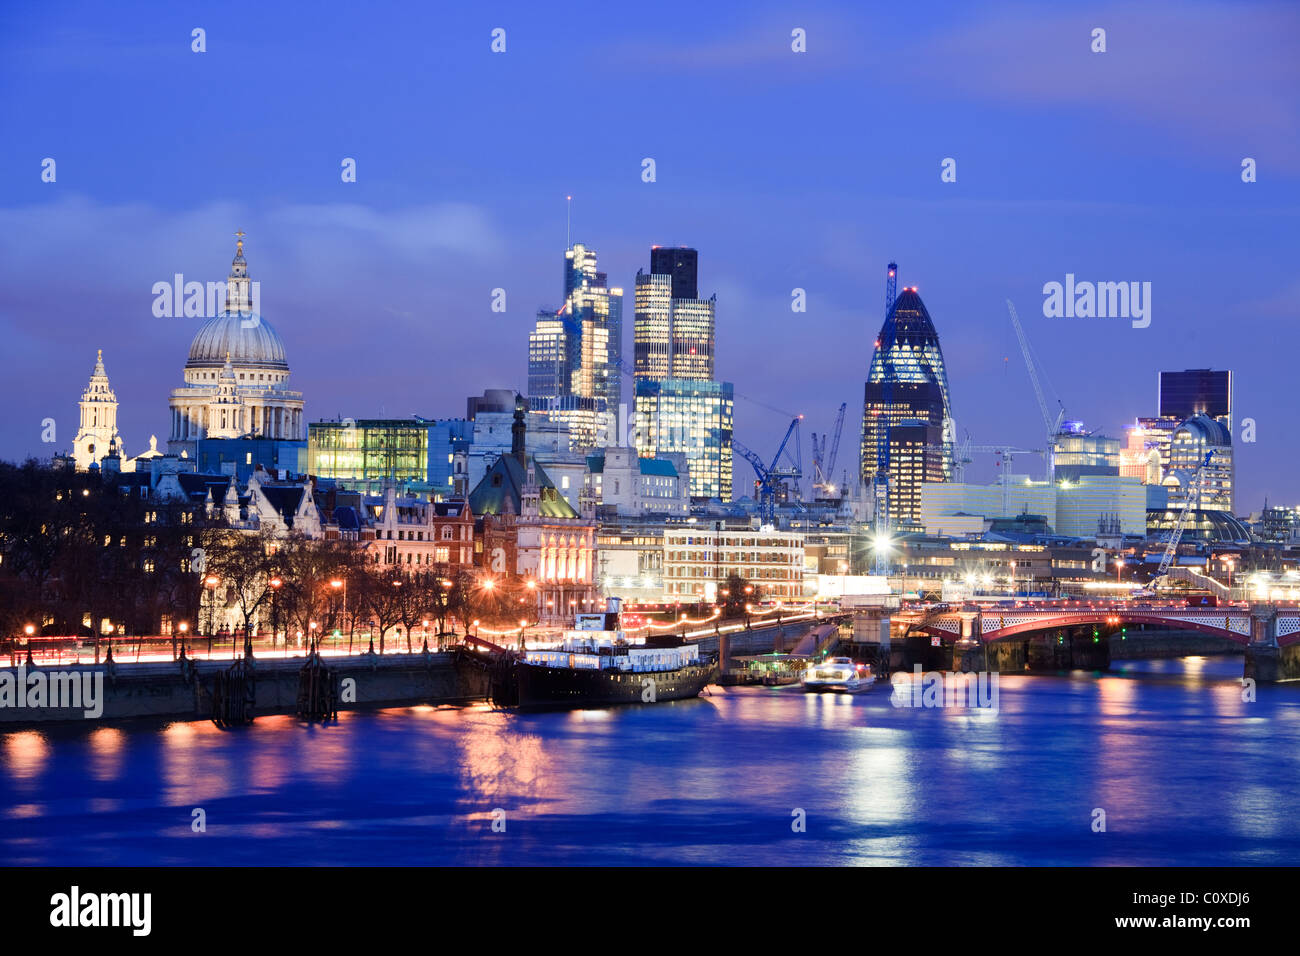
left=586, top=447, right=689, bottom=517
left=662, top=522, right=805, bottom=602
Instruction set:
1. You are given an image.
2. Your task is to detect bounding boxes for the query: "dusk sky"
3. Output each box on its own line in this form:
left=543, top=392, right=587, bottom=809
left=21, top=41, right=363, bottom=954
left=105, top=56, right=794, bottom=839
left=1, top=0, right=1297, bottom=508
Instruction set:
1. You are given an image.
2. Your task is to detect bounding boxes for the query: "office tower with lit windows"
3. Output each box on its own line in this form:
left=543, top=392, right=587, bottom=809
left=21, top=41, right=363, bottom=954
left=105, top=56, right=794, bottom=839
left=1167, top=414, right=1234, bottom=512
left=884, top=421, right=946, bottom=526
left=634, top=379, right=734, bottom=500
left=1128, top=368, right=1235, bottom=514
left=528, top=243, right=623, bottom=449
left=859, top=285, right=954, bottom=527
left=632, top=247, right=732, bottom=500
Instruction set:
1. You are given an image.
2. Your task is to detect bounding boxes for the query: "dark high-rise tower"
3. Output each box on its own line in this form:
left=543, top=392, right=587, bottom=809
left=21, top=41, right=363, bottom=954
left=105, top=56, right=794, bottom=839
left=650, top=246, right=698, bottom=300
left=1159, top=368, right=1232, bottom=433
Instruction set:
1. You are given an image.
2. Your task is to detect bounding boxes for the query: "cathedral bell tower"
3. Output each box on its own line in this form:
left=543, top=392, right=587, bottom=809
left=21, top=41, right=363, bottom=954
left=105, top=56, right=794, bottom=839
left=226, top=231, right=253, bottom=314
left=72, top=349, right=125, bottom=471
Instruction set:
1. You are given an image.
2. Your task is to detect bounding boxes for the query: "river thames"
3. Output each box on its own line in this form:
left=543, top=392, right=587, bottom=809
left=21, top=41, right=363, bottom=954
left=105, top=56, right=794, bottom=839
left=3, top=657, right=1298, bottom=866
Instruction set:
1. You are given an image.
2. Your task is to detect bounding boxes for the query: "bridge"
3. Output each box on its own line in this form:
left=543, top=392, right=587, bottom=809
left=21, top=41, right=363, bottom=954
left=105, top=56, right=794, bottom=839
left=883, top=601, right=1300, bottom=681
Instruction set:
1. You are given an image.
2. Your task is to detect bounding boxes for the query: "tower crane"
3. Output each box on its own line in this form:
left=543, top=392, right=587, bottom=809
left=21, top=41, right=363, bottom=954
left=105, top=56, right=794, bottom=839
left=733, top=417, right=803, bottom=527
left=1156, top=451, right=1216, bottom=579
left=1006, top=299, right=1065, bottom=480
left=811, top=402, right=847, bottom=497
left=966, top=444, right=1044, bottom=516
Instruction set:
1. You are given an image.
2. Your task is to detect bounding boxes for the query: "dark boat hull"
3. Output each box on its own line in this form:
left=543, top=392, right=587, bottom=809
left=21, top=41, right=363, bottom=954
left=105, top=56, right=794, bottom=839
left=514, top=661, right=717, bottom=709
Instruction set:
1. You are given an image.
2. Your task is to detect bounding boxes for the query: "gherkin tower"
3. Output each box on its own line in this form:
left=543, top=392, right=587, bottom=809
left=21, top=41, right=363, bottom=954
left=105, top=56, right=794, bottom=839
left=860, top=286, right=954, bottom=525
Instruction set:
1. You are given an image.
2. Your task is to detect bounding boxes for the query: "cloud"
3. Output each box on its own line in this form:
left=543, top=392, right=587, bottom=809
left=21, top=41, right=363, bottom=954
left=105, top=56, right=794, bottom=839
left=894, top=0, right=1300, bottom=166
left=601, top=15, right=861, bottom=73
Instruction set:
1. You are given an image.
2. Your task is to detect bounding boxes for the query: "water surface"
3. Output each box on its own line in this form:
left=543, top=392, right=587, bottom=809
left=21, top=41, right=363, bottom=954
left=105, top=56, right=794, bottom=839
left=2, top=657, right=1296, bottom=865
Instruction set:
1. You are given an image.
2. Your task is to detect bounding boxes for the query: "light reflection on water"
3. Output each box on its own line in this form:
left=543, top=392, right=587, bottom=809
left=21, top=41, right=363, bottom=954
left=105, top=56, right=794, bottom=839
left=1, top=657, right=1299, bottom=865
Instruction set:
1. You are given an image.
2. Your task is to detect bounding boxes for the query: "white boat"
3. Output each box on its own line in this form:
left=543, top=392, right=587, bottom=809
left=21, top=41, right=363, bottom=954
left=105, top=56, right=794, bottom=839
left=801, top=657, right=872, bottom=692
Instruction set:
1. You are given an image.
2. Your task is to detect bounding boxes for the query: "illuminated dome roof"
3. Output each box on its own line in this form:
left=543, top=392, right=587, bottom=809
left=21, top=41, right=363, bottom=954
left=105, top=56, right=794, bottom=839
left=1175, top=413, right=1231, bottom=447
left=185, top=313, right=287, bottom=370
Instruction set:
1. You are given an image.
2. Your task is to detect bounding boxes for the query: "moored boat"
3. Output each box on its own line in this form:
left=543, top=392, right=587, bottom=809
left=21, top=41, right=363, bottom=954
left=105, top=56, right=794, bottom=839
left=502, top=599, right=718, bottom=709
left=801, top=656, right=872, bottom=692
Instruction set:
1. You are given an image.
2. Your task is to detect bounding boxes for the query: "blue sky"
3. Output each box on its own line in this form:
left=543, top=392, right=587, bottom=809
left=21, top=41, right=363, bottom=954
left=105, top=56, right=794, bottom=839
left=1, top=0, right=1297, bottom=508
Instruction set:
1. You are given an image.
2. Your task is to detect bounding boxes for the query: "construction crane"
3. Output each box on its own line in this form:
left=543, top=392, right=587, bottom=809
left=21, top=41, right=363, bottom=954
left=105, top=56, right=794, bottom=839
left=1006, top=299, right=1065, bottom=480
left=1157, top=451, right=1216, bottom=579
left=733, top=417, right=803, bottom=526
left=810, top=402, right=847, bottom=497
left=967, top=444, right=1044, bottom=516
left=872, top=263, right=898, bottom=575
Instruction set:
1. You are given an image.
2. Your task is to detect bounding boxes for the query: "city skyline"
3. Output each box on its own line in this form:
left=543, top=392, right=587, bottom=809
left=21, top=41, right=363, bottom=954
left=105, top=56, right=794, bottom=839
left=1, top=1, right=1298, bottom=511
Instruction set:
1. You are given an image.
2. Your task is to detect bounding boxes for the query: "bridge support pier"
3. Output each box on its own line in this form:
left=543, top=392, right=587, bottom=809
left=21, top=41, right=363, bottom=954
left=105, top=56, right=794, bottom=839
left=952, top=640, right=1025, bottom=674
left=1024, top=630, right=1110, bottom=672
left=1244, top=608, right=1298, bottom=683
left=1245, top=643, right=1300, bottom=683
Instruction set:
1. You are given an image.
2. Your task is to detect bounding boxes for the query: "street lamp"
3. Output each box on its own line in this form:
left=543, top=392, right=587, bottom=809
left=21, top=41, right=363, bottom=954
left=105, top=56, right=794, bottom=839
left=330, top=578, right=345, bottom=646
left=204, top=575, right=219, bottom=642
left=1115, top=557, right=1125, bottom=586
left=270, top=576, right=283, bottom=648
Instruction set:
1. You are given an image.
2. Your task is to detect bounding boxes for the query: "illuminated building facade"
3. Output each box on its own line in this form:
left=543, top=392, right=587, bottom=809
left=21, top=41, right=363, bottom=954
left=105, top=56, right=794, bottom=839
left=632, top=247, right=732, bottom=499
left=662, top=526, right=805, bottom=602
left=309, top=419, right=431, bottom=494
left=1120, top=420, right=1170, bottom=483
left=635, top=379, right=733, bottom=500
left=859, top=287, right=954, bottom=519
left=168, top=238, right=305, bottom=457
left=467, top=400, right=598, bottom=623
left=884, top=421, right=946, bottom=528
left=1166, top=414, right=1234, bottom=512
left=1051, top=423, right=1120, bottom=481
left=528, top=243, right=623, bottom=449
left=72, top=349, right=129, bottom=472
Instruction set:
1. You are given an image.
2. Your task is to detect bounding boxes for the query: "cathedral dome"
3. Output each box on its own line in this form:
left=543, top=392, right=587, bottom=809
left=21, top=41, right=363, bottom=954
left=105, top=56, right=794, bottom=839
left=185, top=312, right=288, bottom=370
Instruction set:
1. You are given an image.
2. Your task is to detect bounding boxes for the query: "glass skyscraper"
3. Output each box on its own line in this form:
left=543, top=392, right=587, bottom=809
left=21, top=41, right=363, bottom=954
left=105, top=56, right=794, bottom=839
left=528, top=243, right=623, bottom=449
left=632, top=247, right=733, bottom=500
left=635, top=379, right=734, bottom=500
left=860, top=286, right=954, bottom=525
